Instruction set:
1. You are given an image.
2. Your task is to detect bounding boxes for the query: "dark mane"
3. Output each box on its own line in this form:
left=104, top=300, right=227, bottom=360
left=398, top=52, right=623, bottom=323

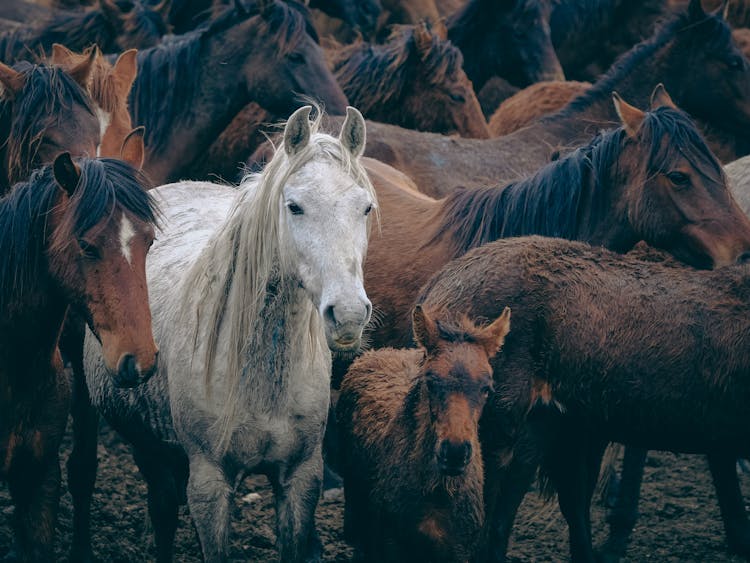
left=0, top=157, right=158, bottom=310
left=30, top=9, right=117, bottom=53
left=553, top=9, right=730, bottom=116
left=433, top=106, right=719, bottom=256
left=332, top=24, right=462, bottom=114
left=130, top=1, right=315, bottom=154
left=0, top=61, right=95, bottom=187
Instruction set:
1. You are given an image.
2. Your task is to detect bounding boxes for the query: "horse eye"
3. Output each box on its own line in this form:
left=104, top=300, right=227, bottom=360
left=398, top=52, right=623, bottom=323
left=728, top=55, right=744, bottom=70
left=448, top=92, right=466, bottom=104
left=78, top=239, right=101, bottom=260
left=667, top=171, right=690, bottom=188
left=287, top=52, right=305, bottom=64
left=287, top=202, right=304, bottom=215
left=364, top=204, right=373, bottom=216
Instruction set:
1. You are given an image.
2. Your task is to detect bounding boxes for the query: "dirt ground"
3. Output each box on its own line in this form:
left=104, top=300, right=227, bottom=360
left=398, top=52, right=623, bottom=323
left=2, top=418, right=750, bottom=562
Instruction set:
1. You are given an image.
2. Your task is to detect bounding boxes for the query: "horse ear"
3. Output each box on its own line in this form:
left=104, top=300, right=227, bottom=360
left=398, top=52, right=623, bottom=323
left=649, top=83, right=676, bottom=110
left=112, top=49, right=138, bottom=98
left=100, top=0, right=124, bottom=21
left=0, top=62, right=25, bottom=100
left=688, top=0, right=707, bottom=21
left=479, top=307, right=511, bottom=358
left=413, top=21, right=433, bottom=57
left=120, top=126, right=146, bottom=169
left=53, top=153, right=81, bottom=197
left=716, top=0, right=729, bottom=19
left=339, top=106, right=366, bottom=158
left=50, top=43, right=76, bottom=66
left=284, top=105, right=312, bottom=156
left=413, top=305, right=439, bottom=352
left=612, top=92, right=646, bottom=137
left=67, top=45, right=98, bottom=90
left=153, top=0, right=172, bottom=19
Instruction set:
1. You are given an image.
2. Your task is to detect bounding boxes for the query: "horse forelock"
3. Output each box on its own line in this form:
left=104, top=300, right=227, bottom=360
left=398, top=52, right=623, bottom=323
left=189, top=107, right=374, bottom=453
left=5, top=63, right=97, bottom=184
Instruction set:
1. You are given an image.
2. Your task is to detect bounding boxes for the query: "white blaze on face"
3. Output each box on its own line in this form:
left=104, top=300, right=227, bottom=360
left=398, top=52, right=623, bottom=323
left=95, top=106, right=111, bottom=157
left=120, top=215, right=135, bottom=266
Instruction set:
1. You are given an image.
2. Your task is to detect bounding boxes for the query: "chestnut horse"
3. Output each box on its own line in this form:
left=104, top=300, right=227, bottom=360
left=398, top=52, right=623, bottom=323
left=337, top=305, right=510, bottom=562
left=322, top=0, right=750, bottom=197
left=446, top=0, right=564, bottom=91
left=330, top=21, right=488, bottom=138
left=417, top=235, right=750, bottom=561
left=361, top=90, right=750, bottom=352
left=0, top=56, right=100, bottom=192
left=0, top=147, right=159, bottom=562
left=127, top=0, right=348, bottom=183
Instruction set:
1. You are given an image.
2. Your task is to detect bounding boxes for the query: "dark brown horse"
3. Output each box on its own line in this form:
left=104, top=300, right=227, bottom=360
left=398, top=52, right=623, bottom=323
left=416, top=235, right=750, bottom=561
left=330, top=21, right=488, bottom=138
left=0, top=0, right=170, bottom=60
left=322, top=0, right=750, bottom=197
left=337, top=305, right=510, bottom=562
left=0, top=146, right=159, bottom=562
left=128, top=0, right=348, bottom=183
left=447, top=0, right=564, bottom=91
left=0, top=56, right=100, bottom=192
left=361, top=91, right=750, bottom=351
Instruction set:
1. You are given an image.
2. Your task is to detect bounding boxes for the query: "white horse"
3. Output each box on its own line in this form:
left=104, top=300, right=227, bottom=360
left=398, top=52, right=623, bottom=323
left=84, top=106, right=375, bottom=562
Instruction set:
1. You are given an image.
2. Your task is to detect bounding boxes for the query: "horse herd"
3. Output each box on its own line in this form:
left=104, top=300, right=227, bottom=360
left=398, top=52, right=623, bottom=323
left=4, top=0, right=750, bottom=561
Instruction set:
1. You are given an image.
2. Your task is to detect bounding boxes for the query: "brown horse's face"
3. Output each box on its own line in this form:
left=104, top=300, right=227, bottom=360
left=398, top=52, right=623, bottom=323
left=32, top=107, right=100, bottom=167
left=51, top=203, right=158, bottom=387
left=407, top=65, right=490, bottom=138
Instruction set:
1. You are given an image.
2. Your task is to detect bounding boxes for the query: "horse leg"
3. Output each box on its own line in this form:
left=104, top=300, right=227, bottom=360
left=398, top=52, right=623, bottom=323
left=186, top=454, right=233, bottom=562
left=270, top=446, right=324, bottom=563
left=6, top=449, right=61, bottom=562
left=133, top=446, right=184, bottom=563
left=545, top=432, right=598, bottom=563
left=708, top=452, right=750, bottom=557
left=601, top=446, right=647, bottom=561
left=67, top=350, right=100, bottom=563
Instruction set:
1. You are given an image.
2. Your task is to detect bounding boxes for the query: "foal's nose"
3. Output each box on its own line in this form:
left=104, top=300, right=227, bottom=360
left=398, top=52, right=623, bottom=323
left=114, top=351, right=159, bottom=388
left=437, top=440, right=472, bottom=476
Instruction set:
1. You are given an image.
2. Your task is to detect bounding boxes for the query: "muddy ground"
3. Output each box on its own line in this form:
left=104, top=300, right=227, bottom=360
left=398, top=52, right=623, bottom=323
left=2, top=418, right=750, bottom=562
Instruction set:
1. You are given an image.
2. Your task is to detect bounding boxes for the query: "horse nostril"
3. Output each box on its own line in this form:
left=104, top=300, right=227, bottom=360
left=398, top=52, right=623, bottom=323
left=739, top=251, right=750, bottom=264
left=116, top=354, right=139, bottom=388
left=324, top=304, right=336, bottom=325
left=438, top=440, right=472, bottom=475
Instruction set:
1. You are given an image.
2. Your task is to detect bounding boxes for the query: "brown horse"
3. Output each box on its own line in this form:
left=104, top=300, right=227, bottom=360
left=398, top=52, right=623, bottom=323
left=129, top=0, right=348, bottom=183
left=360, top=90, right=750, bottom=352
left=0, top=0, right=170, bottom=60
left=50, top=43, right=138, bottom=158
left=0, top=55, right=100, bottom=192
left=330, top=21, right=488, bottom=138
left=318, top=0, right=750, bottom=197
left=488, top=80, right=590, bottom=136
left=416, top=235, right=750, bottom=561
left=337, top=305, right=510, bottom=562
left=0, top=143, right=159, bottom=562
left=446, top=0, right=564, bottom=91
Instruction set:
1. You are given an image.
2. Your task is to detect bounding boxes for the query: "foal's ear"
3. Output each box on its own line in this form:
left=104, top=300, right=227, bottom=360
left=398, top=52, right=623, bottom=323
left=67, top=45, right=98, bottom=90
left=479, top=307, right=511, bottom=358
left=413, top=304, right=439, bottom=352
left=50, top=43, right=76, bottom=66
left=112, top=49, right=138, bottom=98
left=688, top=0, right=707, bottom=21
left=53, top=153, right=82, bottom=197
left=121, top=126, right=146, bottom=170
left=153, top=0, right=172, bottom=19
left=340, top=106, right=366, bottom=158
left=284, top=105, right=312, bottom=157
left=613, top=92, right=646, bottom=137
left=0, top=62, right=25, bottom=100
left=649, top=84, right=676, bottom=110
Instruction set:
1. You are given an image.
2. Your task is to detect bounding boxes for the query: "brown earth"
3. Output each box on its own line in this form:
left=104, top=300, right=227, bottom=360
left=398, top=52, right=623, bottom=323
left=1, top=419, right=749, bottom=562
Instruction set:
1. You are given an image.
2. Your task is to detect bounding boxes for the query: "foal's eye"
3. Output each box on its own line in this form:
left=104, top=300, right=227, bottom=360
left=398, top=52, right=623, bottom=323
left=287, top=52, right=305, bottom=64
left=448, top=92, right=466, bottom=104
left=78, top=239, right=101, bottom=260
left=667, top=171, right=690, bottom=188
left=364, top=204, right=373, bottom=216
left=287, top=202, right=304, bottom=215
left=728, top=55, right=745, bottom=70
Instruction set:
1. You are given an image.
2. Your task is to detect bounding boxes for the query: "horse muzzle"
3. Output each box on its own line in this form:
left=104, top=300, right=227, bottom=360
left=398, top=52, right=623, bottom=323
left=322, top=299, right=372, bottom=352
left=113, top=350, right=159, bottom=388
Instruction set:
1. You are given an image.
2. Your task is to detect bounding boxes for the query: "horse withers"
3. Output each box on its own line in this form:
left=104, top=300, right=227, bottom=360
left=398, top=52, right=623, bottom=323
left=83, top=106, right=376, bottom=562
left=0, top=134, right=158, bottom=562
left=337, top=305, right=510, bottom=562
